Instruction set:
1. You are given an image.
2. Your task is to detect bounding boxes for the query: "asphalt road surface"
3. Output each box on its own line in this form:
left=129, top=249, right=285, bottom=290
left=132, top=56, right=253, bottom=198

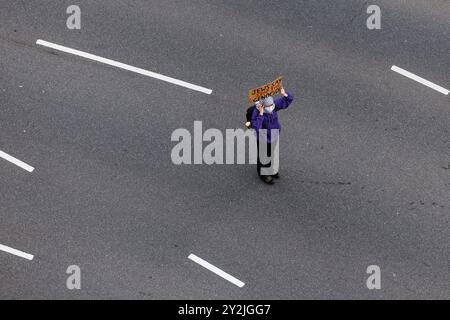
left=0, top=0, right=449, bottom=299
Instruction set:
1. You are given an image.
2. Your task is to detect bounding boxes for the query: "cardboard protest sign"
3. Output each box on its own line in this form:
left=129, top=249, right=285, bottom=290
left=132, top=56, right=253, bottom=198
left=248, top=77, right=283, bottom=105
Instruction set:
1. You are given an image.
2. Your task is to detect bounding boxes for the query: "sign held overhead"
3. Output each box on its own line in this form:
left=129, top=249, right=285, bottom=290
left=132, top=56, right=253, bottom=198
left=248, top=77, right=283, bottom=104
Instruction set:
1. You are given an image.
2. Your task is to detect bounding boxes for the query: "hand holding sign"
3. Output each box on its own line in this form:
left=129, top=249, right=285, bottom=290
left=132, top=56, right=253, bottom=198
left=256, top=102, right=264, bottom=115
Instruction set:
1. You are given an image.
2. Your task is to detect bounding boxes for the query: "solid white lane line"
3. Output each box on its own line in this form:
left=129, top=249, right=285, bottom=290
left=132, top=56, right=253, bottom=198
left=0, top=244, right=34, bottom=260
left=0, top=150, right=34, bottom=172
left=391, top=65, right=449, bottom=95
left=36, top=39, right=213, bottom=95
left=188, top=253, right=245, bottom=288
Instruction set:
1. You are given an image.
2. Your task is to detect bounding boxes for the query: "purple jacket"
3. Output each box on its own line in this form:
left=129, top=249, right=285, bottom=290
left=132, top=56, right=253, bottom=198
left=251, top=92, right=294, bottom=143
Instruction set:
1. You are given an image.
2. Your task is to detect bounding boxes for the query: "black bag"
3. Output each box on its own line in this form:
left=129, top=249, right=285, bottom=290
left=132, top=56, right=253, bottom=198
left=245, top=105, right=256, bottom=128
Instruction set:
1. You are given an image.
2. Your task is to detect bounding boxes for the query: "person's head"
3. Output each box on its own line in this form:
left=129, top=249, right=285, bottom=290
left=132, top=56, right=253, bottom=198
left=261, top=96, right=275, bottom=113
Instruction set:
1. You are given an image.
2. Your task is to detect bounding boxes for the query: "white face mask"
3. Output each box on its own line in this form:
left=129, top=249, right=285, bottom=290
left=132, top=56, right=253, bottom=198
left=264, top=104, right=275, bottom=113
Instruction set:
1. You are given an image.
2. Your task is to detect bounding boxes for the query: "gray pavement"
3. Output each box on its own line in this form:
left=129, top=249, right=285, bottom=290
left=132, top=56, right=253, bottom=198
left=0, top=0, right=449, bottom=299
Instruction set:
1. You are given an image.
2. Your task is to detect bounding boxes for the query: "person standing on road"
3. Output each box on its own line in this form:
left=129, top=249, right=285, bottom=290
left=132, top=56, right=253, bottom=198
left=251, top=87, right=294, bottom=184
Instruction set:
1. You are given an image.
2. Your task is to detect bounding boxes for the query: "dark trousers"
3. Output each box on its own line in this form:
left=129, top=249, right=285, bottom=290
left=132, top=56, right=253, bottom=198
left=256, top=140, right=278, bottom=176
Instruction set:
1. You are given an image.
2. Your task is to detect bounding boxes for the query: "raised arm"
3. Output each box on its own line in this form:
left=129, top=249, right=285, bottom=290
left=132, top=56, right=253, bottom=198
left=251, top=102, right=264, bottom=131
left=274, top=87, right=294, bottom=111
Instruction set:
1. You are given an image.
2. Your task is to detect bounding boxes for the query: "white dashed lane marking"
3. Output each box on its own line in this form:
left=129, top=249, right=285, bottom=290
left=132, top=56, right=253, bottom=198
left=36, top=39, right=213, bottom=95
left=188, top=253, right=245, bottom=288
left=0, top=150, right=35, bottom=172
left=0, top=244, right=34, bottom=260
left=391, top=65, right=449, bottom=95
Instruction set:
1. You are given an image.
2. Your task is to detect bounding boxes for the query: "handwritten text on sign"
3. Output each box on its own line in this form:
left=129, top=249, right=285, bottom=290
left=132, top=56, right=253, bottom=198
left=248, top=77, right=283, bottom=104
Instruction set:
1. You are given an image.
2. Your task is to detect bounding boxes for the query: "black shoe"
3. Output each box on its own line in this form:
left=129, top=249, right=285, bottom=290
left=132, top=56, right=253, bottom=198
left=272, top=172, right=280, bottom=179
left=260, top=175, right=274, bottom=184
